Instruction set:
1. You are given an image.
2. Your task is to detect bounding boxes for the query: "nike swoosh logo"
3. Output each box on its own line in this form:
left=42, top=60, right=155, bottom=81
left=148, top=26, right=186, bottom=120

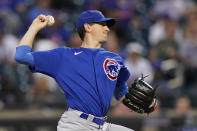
left=74, top=51, right=83, bottom=55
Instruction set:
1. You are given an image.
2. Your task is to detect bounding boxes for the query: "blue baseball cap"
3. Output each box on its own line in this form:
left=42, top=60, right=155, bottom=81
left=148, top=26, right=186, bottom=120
left=76, top=10, right=116, bottom=30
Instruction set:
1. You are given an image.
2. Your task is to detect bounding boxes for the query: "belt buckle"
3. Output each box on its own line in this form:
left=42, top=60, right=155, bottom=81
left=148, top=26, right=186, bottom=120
left=87, top=114, right=94, bottom=122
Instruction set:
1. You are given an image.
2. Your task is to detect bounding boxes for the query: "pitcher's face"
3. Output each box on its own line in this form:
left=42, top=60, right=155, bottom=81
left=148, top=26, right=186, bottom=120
left=90, top=22, right=110, bottom=43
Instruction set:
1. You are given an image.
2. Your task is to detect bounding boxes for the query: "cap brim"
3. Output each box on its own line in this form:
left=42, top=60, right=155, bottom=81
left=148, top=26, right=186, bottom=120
left=106, top=18, right=116, bottom=27
left=96, top=18, right=116, bottom=27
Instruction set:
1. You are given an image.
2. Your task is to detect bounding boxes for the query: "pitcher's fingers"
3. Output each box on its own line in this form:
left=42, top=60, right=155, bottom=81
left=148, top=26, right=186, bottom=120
left=38, top=14, right=46, bottom=22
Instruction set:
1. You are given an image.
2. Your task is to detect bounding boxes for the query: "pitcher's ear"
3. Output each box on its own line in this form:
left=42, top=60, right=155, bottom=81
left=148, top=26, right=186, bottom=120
left=84, top=23, right=92, bottom=32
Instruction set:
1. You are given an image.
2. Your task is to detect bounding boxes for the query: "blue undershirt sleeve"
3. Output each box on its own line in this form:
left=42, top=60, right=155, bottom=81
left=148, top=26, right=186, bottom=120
left=114, top=82, right=128, bottom=100
left=15, top=45, right=34, bottom=66
left=114, top=67, right=130, bottom=100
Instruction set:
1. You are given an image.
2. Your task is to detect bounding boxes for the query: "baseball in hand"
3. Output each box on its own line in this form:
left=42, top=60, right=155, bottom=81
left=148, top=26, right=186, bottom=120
left=47, top=15, right=55, bottom=26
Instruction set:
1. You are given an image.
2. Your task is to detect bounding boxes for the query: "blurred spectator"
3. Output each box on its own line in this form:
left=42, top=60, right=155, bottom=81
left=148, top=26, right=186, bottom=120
left=152, top=0, right=193, bottom=20
left=0, top=32, right=18, bottom=63
left=148, top=18, right=184, bottom=107
left=179, top=5, right=197, bottom=89
left=26, top=35, right=59, bottom=107
left=0, top=30, right=31, bottom=109
left=0, top=0, right=30, bottom=35
left=170, top=96, right=195, bottom=130
left=14, top=0, right=28, bottom=15
left=148, top=14, right=170, bottom=46
left=174, top=96, right=192, bottom=117
left=101, top=0, right=135, bottom=20
left=124, top=42, right=154, bottom=84
left=127, top=14, right=150, bottom=48
left=151, top=60, right=182, bottom=108
left=27, top=0, right=54, bottom=21
left=14, top=0, right=30, bottom=35
left=0, top=0, right=18, bottom=12
left=0, top=9, right=22, bottom=34
left=149, top=18, right=183, bottom=88
left=142, top=100, right=170, bottom=131
left=152, top=20, right=179, bottom=60
left=68, top=32, right=82, bottom=48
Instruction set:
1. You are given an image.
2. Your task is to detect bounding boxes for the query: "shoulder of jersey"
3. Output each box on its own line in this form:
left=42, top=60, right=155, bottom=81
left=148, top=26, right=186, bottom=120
left=52, top=46, right=71, bottom=55
left=100, top=50, right=118, bottom=55
left=101, top=50, right=122, bottom=59
left=56, top=46, right=71, bottom=51
left=59, top=46, right=84, bottom=55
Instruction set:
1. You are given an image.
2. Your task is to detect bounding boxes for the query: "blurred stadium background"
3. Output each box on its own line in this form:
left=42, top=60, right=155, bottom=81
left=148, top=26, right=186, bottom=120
left=1, top=0, right=197, bottom=130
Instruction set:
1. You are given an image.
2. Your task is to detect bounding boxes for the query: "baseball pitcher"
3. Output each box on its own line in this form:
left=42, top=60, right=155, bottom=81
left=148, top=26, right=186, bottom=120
left=15, top=10, right=157, bottom=131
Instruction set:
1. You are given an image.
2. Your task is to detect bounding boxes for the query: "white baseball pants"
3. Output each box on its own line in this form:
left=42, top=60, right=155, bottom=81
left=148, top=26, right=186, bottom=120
left=57, top=108, right=134, bottom=131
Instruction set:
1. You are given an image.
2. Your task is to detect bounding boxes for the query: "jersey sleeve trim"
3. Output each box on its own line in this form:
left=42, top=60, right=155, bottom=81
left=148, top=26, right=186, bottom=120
left=15, top=45, right=34, bottom=66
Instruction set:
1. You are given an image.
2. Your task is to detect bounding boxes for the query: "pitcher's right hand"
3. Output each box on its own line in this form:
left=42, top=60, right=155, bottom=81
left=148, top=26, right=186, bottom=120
left=29, top=14, right=48, bottom=32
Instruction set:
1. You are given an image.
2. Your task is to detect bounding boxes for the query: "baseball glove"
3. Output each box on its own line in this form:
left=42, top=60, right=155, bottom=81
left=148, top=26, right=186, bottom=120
left=123, top=76, right=157, bottom=114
